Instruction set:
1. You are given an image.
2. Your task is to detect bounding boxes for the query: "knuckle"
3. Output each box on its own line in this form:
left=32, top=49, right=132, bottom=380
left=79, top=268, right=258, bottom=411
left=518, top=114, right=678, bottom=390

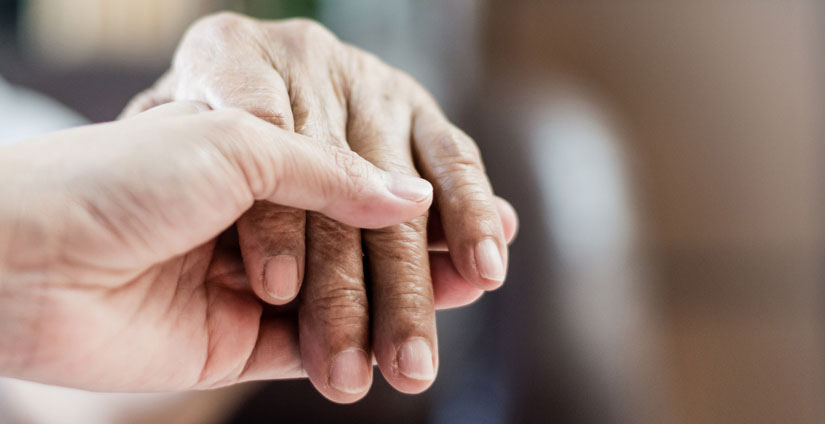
left=244, top=203, right=305, bottom=237
left=433, top=129, right=484, bottom=170
left=383, top=68, right=419, bottom=99
left=271, top=18, right=339, bottom=58
left=192, top=11, right=249, bottom=42
left=305, top=214, right=362, bottom=270
left=332, top=148, right=370, bottom=197
left=355, top=145, right=414, bottom=173
left=435, top=185, right=500, bottom=236
left=456, top=186, right=492, bottom=208
left=207, top=74, right=291, bottom=128
left=406, top=73, right=440, bottom=107
left=331, top=146, right=358, bottom=170
left=307, top=286, right=369, bottom=329
left=366, top=217, right=427, bottom=248
left=380, top=282, right=434, bottom=316
left=308, top=212, right=359, bottom=241
left=344, top=48, right=394, bottom=89
left=442, top=179, right=493, bottom=213
left=284, top=18, right=337, bottom=42
left=364, top=227, right=434, bottom=312
left=248, top=201, right=304, bottom=221
left=351, top=144, right=388, bottom=161
left=428, top=131, right=488, bottom=194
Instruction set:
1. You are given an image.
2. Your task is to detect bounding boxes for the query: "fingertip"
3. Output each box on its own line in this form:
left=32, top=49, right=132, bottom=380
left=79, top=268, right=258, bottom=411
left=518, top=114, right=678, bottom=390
left=397, top=338, right=436, bottom=382
left=370, top=171, right=433, bottom=227
left=311, top=158, right=432, bottom=229
left=299, top=213, right=371, bottom=404
left=444, top=236, right=508, bottom=292
left=431, top=253, right=484, bottom=309
left=373, top=336, right=440, bottom=395
left=377, top=338, right=438, bottom=395
left=384, top=172, right=433, bottom=204
left=236, top=203, right=306, bottom=306
left=263, top=255, right=301, bottom=303
left=329, top=189, right=432, bottom=231
left=473, top=238, right=507, bottom=290
left=328, top=349, right=372, bottom=398
left=494, top=196, right=519, bottom=244
left=319, top=379, right=373, bottom=404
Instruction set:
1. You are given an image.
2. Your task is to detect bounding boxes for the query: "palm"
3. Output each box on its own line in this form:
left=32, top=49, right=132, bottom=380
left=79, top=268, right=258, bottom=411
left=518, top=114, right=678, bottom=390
left=7, top=120, right=314, bottom=392
left=33, top=233, right=301, bottom=392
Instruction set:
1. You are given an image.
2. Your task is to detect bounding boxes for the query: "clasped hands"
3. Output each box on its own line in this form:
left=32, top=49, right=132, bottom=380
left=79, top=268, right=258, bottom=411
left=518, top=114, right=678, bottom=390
left=0, top=13, right=516, bottom=403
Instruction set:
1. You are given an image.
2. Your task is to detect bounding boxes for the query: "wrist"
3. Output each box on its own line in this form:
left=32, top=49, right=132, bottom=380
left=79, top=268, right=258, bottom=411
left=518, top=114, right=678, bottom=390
left=0, top=143, right=58, bottom=287
left=0, top=157, right=47, bottom=378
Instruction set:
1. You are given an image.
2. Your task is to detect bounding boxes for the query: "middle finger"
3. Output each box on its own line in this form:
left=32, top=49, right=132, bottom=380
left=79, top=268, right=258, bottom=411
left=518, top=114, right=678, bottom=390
left=347, top=75, right=438, bottom=394
left=288, top=75, right=374, bottom=403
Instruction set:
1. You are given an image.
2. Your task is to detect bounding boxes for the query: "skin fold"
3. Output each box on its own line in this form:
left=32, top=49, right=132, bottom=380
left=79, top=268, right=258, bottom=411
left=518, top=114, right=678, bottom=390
left=121, top=13, right=518, bottom=403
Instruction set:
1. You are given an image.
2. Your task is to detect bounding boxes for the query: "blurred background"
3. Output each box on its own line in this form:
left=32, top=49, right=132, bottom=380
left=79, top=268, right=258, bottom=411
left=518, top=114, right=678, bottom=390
left=0, top=0, right=823, bottom=423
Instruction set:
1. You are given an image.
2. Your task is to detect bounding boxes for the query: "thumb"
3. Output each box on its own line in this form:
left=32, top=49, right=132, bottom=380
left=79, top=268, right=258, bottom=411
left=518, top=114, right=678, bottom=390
left=203, top=109, right=433, bottom=229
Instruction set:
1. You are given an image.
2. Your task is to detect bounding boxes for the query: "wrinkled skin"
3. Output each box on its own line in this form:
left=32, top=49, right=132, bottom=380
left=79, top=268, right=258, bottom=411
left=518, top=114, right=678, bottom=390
left=123, top=13, right=518, bottom=402
left=0, top=102, right=437, bottom=392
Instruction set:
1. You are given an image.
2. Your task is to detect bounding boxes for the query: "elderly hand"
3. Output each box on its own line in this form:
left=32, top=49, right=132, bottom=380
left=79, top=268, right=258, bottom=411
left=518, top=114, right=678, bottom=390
left=0, top=101, right=434, bottom=391
left=122, top=13, right=518, bottom=403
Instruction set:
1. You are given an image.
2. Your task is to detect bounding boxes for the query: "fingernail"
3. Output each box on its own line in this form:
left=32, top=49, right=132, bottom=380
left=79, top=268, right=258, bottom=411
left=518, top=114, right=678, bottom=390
left=329, top=349, right=370, bottom=394
left=385, top=173, right=432, bottom=203
left=397, top=338, right=435, bottom=381
left=264, top=255, right=299, bottom=300
left=475, top=238, right=505, bottom=282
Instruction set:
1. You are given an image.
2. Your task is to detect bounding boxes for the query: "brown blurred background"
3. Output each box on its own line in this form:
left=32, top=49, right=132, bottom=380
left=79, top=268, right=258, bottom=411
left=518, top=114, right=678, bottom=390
left=0, top=1, right=822, bottom=423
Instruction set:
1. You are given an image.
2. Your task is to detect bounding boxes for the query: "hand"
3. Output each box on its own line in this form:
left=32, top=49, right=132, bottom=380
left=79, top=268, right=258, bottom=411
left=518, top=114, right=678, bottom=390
left=0, top=102, right=433, bottom=391
left=122, top=13, right=518, bottom=402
